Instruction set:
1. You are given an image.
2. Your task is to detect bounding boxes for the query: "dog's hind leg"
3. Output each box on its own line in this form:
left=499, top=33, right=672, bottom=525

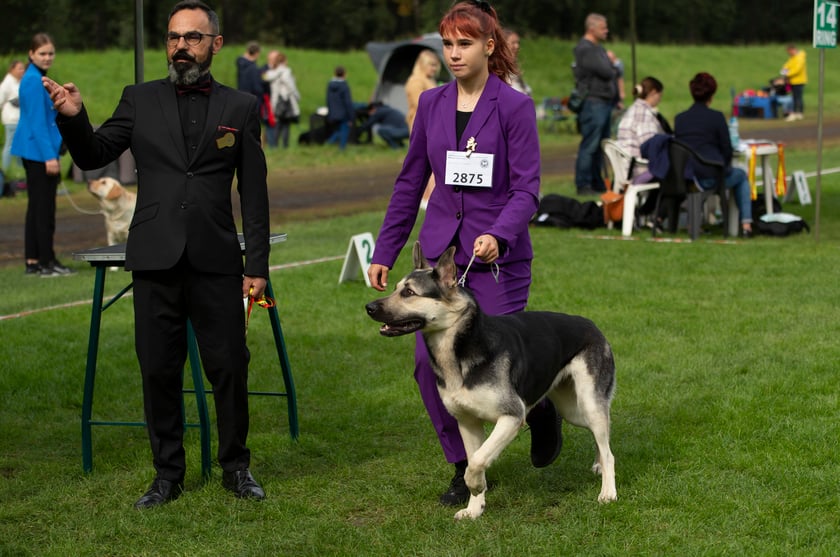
left=454, top=414, right=522, bottom=520
left=550, top=361, right=617, bottom=503
left=588, top=412, right=616, bottom=503
left=571, top=389, right=616, bottom=502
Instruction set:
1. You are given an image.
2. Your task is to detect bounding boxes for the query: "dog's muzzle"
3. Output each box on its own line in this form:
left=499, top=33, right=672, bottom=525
left=365, top=301, right=425, bottom=337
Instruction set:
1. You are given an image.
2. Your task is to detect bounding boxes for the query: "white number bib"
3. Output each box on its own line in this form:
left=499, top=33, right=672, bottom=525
left=444, top=150, right=494, bottom=188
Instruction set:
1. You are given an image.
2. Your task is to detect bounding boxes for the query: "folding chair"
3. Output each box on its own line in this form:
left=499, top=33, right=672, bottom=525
left=601, top=139, right=660, bottom=236
left=653, top=138, right=738, bottom=240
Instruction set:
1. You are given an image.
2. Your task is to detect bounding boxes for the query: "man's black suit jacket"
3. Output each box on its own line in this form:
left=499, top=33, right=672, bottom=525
left=58, top=77, right=270, bottom=278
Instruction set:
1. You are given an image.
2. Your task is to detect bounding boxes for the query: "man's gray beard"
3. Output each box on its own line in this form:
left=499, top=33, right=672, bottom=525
left=168, top=54, right=213, bottom=85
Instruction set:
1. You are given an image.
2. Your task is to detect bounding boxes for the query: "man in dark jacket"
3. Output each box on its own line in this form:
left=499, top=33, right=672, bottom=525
left=235, top=41, right=263, bottom=98
left=325, top=66, right=355, bottom=150
left=44, top=0, right=270, bottom=508
left=573, top=13, right=617, bottom=195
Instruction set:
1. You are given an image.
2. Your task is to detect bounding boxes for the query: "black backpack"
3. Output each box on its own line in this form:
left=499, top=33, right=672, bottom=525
left=750, top=197, right=809, bottom=236
left=754, top=214, right=810, bottom=236
left=532, top=194, right=604, bottom=229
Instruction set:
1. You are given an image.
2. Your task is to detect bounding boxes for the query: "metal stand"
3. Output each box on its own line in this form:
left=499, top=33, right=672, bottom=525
left=75, top=234, right=297, bottom=477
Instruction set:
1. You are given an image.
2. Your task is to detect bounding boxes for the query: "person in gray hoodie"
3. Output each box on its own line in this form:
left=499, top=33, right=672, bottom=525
left=572, top=13, right=617, bottom=195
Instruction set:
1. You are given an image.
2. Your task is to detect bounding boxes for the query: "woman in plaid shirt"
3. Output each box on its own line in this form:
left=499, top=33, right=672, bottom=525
left=616, top=76, right=670, bottom=182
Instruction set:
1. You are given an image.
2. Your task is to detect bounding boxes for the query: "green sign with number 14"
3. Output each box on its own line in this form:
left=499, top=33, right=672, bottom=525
left=814, top=0, right=838, bottom=48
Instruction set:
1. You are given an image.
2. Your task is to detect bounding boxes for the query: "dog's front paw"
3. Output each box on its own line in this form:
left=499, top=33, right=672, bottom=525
left=454, top=508, right=476, bottom=520
left=453, top=493, right=486, bottom=520
left=598, top=489, right=617, bottom=503
left=597, top=472, right=617, bottom=503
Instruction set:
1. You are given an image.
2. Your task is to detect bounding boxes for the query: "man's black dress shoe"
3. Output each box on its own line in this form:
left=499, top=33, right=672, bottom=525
left=134, top=478, right=183, bottom=509
left=222, top=469, right=266, bottom=500
left=526, top=399, right=564, bottom=468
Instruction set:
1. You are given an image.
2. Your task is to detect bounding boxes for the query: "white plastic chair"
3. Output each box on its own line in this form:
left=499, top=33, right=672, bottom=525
left=601, top=139, right=660, bottom=236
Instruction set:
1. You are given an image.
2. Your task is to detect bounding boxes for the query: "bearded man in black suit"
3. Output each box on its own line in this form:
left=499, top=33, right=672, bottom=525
left=44, top=0, right=270, bottom=508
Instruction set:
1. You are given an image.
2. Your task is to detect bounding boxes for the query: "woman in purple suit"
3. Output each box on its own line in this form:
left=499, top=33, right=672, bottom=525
left=368, top=0, right=561, bottom=506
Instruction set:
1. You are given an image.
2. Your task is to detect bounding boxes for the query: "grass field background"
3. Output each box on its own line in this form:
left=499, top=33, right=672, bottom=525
left=2, top=39, right=838, bottom=151
left=0, top=39, right=839, bottom=556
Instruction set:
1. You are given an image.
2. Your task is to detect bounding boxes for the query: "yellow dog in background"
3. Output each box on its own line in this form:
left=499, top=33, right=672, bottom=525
left=87, top=177, right=136, bottom=246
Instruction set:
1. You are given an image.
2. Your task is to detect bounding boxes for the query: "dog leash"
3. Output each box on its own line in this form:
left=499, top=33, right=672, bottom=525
left=245, top=286, right=275, bottom=335
left=457, top=251, right=500, bottom=287
left=57, top=182, right=104, bottom=216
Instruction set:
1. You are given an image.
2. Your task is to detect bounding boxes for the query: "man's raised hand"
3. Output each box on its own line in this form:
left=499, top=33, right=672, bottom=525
left=42, top=77, right=83, bottom=117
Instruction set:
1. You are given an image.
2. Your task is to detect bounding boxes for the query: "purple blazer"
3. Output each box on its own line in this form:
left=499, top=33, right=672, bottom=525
left=372, top=73, right=540, bottom=270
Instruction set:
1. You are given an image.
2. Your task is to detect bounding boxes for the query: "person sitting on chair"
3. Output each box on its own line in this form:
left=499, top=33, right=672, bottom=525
left=616, top=76, right=669, bottom=219
left=617, top=76, right=670, bottom=181
left=674, top=72, right=753, bottom=238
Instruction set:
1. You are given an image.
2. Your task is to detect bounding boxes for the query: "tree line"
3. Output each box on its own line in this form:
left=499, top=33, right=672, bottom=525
left=0, top=0, right=813, bottom=54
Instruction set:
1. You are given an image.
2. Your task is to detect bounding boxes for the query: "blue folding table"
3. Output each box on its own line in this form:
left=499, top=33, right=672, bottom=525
left=73, top=233, right=298, bottom=478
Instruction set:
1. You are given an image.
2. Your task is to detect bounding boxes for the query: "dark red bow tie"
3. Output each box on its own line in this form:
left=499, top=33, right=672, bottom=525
left=176, top=81, right=212, bottom=96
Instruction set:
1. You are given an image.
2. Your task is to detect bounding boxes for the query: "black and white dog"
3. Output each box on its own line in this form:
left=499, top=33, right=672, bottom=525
left=366, top=242, right=616, bottom=519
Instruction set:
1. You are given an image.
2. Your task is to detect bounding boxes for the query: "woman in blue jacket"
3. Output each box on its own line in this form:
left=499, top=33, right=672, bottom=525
left=11, top=33, right=73, bottom=276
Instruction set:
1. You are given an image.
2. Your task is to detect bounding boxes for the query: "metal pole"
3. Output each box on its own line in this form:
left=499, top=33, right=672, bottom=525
left=814, top=48, right=824, bottom=242
left=629, top=0, right=637, bottom=88
left=134, top=0, right=144, bottom=84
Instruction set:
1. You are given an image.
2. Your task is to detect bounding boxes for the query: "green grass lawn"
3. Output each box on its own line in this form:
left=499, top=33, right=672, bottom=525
left=1, top=40, right=839, bottom=556
left=1, top=166, right=838, bottom=555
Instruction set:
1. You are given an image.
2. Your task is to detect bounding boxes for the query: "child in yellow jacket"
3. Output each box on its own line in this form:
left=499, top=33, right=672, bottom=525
left=781, top=44, right=807, bottom=121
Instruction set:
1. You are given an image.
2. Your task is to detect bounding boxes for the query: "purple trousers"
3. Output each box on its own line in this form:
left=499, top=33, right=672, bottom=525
left=414, top=258, right=531, bottom=463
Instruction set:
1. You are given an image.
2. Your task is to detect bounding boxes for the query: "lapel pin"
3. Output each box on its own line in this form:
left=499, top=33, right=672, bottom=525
left=465, top=136, right=477, bottom=158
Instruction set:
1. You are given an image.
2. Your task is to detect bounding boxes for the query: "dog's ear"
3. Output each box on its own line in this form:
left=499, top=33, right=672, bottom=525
left=412, top=241, right=431, bottom=270
left=105, top=180, right=123, bottom=200
left=434, top=246, right=458, bottom=288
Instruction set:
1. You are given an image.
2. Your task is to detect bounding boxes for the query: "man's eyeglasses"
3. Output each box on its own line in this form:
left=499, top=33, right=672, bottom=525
left=166, top=32, right=218, bottom=47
